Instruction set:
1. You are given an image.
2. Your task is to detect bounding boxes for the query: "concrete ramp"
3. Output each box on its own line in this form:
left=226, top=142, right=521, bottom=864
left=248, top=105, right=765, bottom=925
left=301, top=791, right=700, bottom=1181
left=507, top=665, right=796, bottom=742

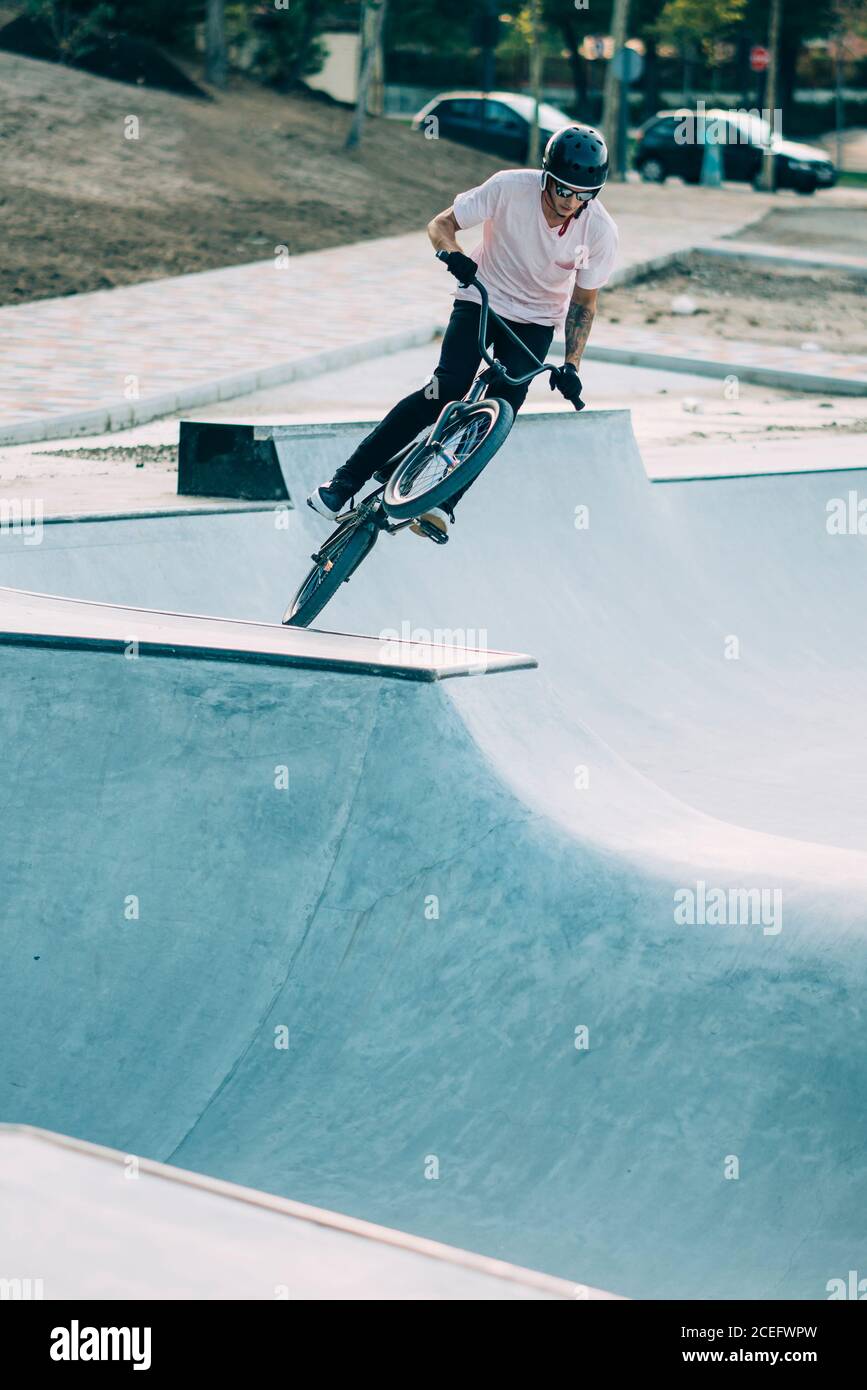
left=3, top=410, right=867, bottom=846
left=2, top=411, right=867, bottom=1298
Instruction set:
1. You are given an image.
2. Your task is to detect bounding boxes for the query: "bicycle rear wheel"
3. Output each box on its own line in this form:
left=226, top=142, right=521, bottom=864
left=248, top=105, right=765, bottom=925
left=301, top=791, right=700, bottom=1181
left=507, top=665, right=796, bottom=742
left=283, top=519, right=377, bottom=628
left=382, top=399, right=514, bottom=521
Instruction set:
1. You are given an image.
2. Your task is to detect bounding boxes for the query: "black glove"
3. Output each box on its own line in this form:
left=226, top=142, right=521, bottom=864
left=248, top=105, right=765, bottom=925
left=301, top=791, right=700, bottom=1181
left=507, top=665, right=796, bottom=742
left=442, top=250, right=478, bottom=287
left=550, top=362, right=585, bottom=410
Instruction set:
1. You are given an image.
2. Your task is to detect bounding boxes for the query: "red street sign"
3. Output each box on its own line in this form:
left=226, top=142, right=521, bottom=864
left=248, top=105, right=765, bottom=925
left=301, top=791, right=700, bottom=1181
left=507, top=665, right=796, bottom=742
left=750, top=45, right=770, bottom=72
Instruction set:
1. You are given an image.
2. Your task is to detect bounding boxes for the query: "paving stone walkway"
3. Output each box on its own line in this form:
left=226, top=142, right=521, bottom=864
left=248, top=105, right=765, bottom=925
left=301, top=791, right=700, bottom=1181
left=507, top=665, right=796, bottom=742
left=1, top=183, right=864, bottom=443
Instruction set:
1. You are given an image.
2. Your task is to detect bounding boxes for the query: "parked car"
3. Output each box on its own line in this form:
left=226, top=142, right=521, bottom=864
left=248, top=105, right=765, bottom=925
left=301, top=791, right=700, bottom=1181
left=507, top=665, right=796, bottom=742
left=412, top=90, right=575, bottom=163
left=634, top=109, right=837, bottom=194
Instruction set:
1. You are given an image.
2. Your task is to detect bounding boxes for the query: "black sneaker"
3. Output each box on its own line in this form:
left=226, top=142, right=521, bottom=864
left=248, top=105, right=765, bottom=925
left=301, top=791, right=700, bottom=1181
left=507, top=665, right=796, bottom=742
left=307, top=479, right=354, bottom=520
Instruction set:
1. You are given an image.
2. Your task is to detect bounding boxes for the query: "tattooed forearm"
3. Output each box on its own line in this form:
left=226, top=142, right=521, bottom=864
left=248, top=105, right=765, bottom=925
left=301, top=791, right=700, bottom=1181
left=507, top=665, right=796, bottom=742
left=565, top=301, right=594, bottom=365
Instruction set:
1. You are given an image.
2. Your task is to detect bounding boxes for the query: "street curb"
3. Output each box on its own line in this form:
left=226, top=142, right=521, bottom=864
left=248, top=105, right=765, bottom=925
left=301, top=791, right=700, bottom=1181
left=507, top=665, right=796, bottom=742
left=693, top=241, right=867, bottom=277
left=606, top=250, right=685, bottom=288
left=0, top=323, right=441, bottom=448
left=552, top=340, right=867, bottom=396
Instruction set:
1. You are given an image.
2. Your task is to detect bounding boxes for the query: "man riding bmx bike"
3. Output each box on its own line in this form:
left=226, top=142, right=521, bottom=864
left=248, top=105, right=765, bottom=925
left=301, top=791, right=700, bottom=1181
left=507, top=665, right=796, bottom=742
left=308, top=123, right=618, bottom=538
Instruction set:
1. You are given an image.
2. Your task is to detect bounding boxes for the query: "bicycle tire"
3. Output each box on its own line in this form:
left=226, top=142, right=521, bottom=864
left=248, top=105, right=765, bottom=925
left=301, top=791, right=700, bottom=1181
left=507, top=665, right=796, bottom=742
left=382, top=398, right=514, bottom=521
left=283, top=519, right=377, bottom=628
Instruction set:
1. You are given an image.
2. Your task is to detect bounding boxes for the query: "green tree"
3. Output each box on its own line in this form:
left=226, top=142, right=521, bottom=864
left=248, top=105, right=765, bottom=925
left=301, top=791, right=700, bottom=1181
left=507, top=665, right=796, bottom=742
left=238, top=1, right=327, bottom=90
left=654, top=0, right=746, bottom=99
left=542, top=0, right=613, bottom=111
left=542, top=1, right=669, bottom=124
left=24, top=0, right=116, bottom=61
left=630, top=0, right=668, bottom=118
left=743, top=0, right=841, bottom=116
left=384, top=0, right=475, bottom=52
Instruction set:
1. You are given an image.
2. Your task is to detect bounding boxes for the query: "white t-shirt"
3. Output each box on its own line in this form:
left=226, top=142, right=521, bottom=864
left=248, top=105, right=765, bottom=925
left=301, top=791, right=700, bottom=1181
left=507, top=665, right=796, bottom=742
left=451, top=169, right=619, bottom=327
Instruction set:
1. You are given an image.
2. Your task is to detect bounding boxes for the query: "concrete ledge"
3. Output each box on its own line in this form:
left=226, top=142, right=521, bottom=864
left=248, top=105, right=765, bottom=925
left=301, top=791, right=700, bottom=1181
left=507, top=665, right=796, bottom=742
left=2, top=1126, right=617, bottom=1300
left=0, top=586, right=536, bottom=681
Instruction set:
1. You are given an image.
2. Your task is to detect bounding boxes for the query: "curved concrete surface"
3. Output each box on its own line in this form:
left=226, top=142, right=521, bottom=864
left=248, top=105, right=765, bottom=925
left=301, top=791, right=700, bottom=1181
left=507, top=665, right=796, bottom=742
left=1, top=410, right=866, bottom=1298
left=2, top=410, right=866, bottom=845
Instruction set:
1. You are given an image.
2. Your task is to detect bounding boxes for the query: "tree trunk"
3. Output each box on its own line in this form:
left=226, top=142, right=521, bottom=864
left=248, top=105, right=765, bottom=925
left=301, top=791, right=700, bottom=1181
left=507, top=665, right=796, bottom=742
left=778, top=29, right=799, bottom=130
left=560, top=17, right=587, bottom=112
left=641, top=34, right=659, bottom=122
left=205, top=0, right=227, bottom=90
left=345, top=1, right=388, bottom=152
left=283, top=0, right=319, bottom=92
left=736, top=30, right=751, bottom=108
left=480, top=0, right=498, bottom=93
left=527, top=0, right=544, bottom=167
left=835, top=22, right=845, bottom=171
left=760, top=0, right=782, bottom=191
left=682, top=40, right=693, bottom=105
left=601, top=0, right=631, bottom=179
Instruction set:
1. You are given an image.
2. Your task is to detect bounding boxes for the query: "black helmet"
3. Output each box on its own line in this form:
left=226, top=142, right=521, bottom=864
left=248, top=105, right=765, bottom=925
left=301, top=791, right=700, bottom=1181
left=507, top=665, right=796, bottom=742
left=541, top=124, right=609, bottom=192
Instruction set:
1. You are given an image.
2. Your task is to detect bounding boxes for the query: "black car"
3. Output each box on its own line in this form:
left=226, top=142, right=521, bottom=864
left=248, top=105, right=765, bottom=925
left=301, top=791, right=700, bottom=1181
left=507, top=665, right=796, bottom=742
left=634, top=109, right=837, bottom=194
left=412, top=90, right=574, bottom=163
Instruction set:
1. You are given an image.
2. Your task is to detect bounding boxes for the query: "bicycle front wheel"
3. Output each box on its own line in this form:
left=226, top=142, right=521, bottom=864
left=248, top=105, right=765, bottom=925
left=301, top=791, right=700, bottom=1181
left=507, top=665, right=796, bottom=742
left=283, top=519, right=377, bottom=628
left=382, top=398, right=514, bottom=521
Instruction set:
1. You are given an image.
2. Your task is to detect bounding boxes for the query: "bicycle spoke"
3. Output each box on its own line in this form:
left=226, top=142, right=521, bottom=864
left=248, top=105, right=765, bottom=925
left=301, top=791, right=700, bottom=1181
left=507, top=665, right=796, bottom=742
left=396, top=409, right=494, bottom=502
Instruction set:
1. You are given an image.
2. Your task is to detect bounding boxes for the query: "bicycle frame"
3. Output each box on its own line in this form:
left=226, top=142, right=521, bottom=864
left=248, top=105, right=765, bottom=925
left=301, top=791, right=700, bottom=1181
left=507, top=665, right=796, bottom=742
left=428, top=251, right=558, bottom=446
left=311, top=485, right=450, bottom=571
left=327, top=263, right=560, bottom=534
left=291, top=267, right=556, bottom=619
left=315, top=483, right=415, bottom=555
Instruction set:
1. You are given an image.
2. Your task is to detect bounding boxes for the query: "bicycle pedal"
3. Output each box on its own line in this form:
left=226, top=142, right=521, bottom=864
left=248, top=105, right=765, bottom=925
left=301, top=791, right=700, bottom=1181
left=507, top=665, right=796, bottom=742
left=417, top=518, right=449, bottom=545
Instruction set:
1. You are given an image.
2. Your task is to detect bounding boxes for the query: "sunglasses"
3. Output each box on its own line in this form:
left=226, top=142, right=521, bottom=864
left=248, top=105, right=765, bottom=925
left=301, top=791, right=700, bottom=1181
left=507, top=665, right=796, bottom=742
left=550, top=180, right=597, bottom=201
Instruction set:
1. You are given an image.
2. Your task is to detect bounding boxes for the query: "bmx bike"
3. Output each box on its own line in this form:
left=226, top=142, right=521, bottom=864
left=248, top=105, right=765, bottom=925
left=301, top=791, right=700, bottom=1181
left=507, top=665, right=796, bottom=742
left=283, top=252, right=572, bottom=628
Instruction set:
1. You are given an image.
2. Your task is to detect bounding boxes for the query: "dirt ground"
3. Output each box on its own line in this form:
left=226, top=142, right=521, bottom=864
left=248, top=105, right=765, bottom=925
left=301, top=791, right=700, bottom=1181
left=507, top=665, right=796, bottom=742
left=0, top=49, right=504, bottom=306
left=729, top=205, right=867, bottom=258
left=2, top=44, right=865, bottom=342
left=602, top=255, right=867, bottom=354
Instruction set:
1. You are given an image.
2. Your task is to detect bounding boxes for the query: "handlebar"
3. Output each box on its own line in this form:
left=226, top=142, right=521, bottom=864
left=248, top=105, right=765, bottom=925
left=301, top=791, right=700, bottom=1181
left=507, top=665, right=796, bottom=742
left=435, top=249, right=556, bottom=390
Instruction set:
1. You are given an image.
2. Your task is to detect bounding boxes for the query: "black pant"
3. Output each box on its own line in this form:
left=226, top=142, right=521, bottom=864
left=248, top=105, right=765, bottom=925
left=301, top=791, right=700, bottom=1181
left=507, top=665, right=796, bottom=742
left=333, top=301, right=555, bottom=502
